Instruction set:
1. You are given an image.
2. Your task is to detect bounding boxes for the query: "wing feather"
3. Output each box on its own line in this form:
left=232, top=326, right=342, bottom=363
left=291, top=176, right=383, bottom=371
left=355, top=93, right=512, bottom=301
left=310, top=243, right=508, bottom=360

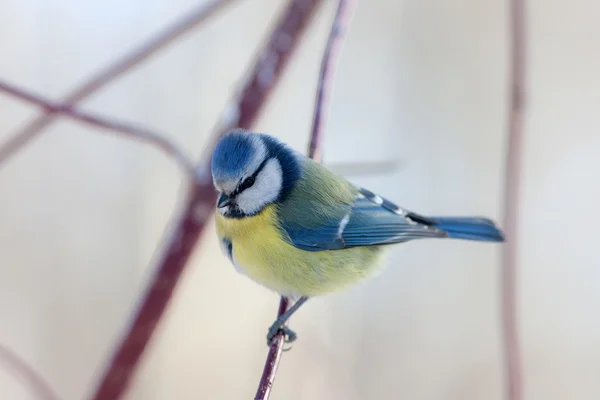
left=280, top=183, right=448, bottom=251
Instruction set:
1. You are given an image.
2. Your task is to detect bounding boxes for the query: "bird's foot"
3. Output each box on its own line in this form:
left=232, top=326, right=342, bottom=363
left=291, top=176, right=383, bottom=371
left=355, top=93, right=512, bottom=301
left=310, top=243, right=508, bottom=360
left=266, top=324, right=297, bottom=346
left=264, top=296, right=308, bottom=347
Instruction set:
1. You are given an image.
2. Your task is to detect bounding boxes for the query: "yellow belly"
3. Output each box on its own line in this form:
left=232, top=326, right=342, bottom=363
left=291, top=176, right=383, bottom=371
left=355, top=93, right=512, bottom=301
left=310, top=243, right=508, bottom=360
left=215, top=205, right=384, bottom=297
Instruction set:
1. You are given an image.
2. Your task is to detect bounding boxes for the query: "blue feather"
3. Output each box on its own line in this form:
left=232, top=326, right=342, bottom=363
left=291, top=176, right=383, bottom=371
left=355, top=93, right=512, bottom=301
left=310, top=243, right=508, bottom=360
left=282, top=193, right=449, bottom=251
left=211, top=129, right=258, bottom=179
left=427, top=217, right=505, bottom=242
left=339, top=195, right=448, bottom=247
left=280, top=186, right=505, bottom=252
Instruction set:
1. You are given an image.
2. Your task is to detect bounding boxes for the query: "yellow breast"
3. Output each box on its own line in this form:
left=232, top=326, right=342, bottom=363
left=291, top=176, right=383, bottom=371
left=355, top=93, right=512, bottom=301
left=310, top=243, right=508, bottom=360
left=215, top=205, right=384, bottom=297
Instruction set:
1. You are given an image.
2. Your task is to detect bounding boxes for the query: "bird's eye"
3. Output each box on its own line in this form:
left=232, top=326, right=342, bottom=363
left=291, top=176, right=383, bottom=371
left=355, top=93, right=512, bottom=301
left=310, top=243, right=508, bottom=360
left=240, top=175, right=255, bottom=191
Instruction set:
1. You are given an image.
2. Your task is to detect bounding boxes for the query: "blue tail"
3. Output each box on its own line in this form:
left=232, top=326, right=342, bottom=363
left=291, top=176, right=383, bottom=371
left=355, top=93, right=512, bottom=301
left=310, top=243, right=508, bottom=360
left=429, top=216, right=505, bottom=242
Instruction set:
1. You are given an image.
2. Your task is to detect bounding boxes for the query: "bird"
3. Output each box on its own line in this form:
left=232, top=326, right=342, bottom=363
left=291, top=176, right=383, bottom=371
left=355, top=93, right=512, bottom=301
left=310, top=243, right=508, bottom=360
left=211, top=128, right=505, bottom=345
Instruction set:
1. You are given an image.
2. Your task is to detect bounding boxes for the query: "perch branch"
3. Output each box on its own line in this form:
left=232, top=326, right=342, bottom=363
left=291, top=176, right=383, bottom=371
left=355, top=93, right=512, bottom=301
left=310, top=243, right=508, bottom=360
left=0, top=80, right=194, bottom=173
left=88, top=1, right=322, bottom=399
left=501, top=0, right=526, bottom=398
left=0, top=343, right=60, bottom=400
left=0, top=0, right=238, bottom=168
left=254, top=1, right=354, bottom=399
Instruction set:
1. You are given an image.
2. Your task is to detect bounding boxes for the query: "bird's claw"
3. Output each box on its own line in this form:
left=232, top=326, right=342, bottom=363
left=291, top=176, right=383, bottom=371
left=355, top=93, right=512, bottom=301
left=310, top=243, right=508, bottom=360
left=266, top=325, right=297, bottom=346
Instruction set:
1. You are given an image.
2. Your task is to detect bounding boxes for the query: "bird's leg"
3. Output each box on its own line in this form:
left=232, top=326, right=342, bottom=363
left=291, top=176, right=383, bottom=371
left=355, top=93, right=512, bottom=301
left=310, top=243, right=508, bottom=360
left=266, top=296, right=309, bottom=345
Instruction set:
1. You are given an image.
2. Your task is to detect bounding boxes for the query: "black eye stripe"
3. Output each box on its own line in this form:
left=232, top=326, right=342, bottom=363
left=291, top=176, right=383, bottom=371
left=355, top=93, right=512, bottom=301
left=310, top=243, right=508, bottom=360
left=239, top=175, right=255, bottom=191
left=233, top=157, right=270, bottom=195
left=252, top=157, right=270, bottom=178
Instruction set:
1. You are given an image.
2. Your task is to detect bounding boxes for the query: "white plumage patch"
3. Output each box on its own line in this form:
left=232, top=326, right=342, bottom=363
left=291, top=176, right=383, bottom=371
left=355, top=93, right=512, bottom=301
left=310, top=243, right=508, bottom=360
left=236, top=158, right=283, bottom=215
left=338, top=213, right=351, bottom=237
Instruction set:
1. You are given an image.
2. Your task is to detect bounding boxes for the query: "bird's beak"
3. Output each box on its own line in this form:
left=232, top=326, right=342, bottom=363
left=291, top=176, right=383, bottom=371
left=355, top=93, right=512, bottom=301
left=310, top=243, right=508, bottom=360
left=217, top=193, right=233, bottom=208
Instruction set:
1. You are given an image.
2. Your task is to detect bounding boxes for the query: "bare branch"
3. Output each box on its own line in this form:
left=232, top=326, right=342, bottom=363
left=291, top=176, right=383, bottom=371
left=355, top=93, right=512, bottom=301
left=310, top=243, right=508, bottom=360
left=0, top=343, right=60, bottom=400
left=501, top=0, right=527, bottom=398
left=87, top=1, right=323, bottom=399
left=308, top=0, right=355, bottom=162
left=87, top=179, right=216, bottom=400
left=0, top=80, right=195, bottom=173
left=254, top=297, right=289, bottom=400
left=0, top=0, right=239, bottom=168
left=255, top=1, right=355, bottom=399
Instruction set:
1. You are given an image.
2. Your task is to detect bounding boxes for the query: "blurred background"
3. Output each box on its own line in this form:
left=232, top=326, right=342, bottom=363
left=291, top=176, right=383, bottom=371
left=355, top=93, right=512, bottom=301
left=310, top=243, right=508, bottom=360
left=0, top=0, right=599, bottom=399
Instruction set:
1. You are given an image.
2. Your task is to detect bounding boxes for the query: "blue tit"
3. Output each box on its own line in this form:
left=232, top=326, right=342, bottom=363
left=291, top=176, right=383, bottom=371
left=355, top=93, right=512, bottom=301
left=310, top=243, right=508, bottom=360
left=211, top=129, right=504, bottom=344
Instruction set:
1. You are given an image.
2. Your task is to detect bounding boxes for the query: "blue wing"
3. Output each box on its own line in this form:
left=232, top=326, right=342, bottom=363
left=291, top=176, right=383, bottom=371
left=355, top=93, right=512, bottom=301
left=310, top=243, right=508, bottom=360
left=281, top=188, right=449, bottom=252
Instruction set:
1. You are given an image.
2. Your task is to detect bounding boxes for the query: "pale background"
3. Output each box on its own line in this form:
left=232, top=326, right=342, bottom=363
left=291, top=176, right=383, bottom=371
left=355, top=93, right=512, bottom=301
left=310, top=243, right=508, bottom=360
left=0, top=0, right=598, bottom=399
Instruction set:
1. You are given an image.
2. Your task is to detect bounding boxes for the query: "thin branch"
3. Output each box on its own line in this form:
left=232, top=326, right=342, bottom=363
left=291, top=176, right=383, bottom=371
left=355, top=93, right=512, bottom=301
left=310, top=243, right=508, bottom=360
left=308, top=0, right=355, bottom=162
left=0, top=80, right=195, bottom=174
left=254, top=297, right=289, bottom=400
left=87, top=1, right=322, bottom=399
left=501, top=0, right=526, bottom=398
left=0, top=344, right=60, bottom=400
left=87, top=179, right=216, bottom=400
left=0, top=0, right=239, bottom=168
left=254, top=1, right=355, bottom=399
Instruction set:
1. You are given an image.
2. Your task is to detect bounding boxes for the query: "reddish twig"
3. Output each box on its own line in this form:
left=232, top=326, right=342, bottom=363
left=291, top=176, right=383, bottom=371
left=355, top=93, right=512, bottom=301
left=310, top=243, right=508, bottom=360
left=0, top=0, right=238, bottom=168
left=501, top=0, right=526, bottom=398
left=0, top=80, right=194, bottom=173
left=88, top=179, right=216, bottom=400
left=254, top=1, right=354, bottom=399
left=254, top=297, right=289, bottom=400
left=0, top=344, right=60, bottom=400
left=88, top=1, right=323, bottom=399
left=308, top=0, right=355, bottom=162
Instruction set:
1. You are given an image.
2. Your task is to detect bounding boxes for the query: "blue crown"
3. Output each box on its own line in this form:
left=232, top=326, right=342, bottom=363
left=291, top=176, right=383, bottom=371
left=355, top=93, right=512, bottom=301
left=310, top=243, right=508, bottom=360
left=211, top=129, right=257, bottom=179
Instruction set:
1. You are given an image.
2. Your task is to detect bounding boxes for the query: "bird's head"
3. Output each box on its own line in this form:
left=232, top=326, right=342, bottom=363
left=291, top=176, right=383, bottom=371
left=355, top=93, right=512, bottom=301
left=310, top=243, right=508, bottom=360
left=211, top=129, right=301, bottom=218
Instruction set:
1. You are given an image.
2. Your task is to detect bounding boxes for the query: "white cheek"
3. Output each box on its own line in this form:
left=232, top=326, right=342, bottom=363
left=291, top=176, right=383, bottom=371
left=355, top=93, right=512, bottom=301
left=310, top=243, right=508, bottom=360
left=236, top=158, right=282, bottom=214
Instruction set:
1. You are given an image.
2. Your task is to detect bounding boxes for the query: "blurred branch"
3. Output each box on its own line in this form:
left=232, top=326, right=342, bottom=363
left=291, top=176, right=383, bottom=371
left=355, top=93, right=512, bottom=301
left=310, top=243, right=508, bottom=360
left=88, top=1, right=324, bottom=399
left=254, top=1, right=355, bottom=399
left=501, top=0, right=527, bottom=398
left=0, top=0, right=238, bottom=168
left=0, top=344, right=60, bottom=400
left=307, top=0, right=354, bottom=162
left=0, top=80, right=195, bottom=173
left=0, top=0, right=352, bottom=399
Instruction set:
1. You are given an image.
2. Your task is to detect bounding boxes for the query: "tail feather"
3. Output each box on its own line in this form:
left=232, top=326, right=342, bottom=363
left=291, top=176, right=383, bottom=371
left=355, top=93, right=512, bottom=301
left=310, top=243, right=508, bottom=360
left=429, top=216, right=505, bottom=242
